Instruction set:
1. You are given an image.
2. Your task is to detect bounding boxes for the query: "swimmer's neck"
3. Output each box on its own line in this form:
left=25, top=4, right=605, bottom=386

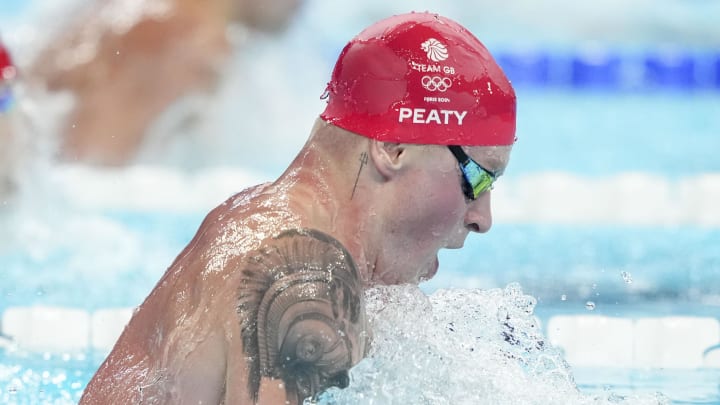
left=273, top=138, right=383, bottom=286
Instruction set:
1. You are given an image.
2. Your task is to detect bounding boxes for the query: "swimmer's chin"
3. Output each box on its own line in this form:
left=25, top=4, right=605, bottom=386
left=445, top=240, right=465, bottom=250
left=420, top=257, right=440, bottom=282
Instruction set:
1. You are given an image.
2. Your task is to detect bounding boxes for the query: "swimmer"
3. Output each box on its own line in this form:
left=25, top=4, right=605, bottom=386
left=79, top=12, right=517, bottom=404
left=1, top=39, right=18, bottom=199
left=29, top=0, right=303, bottom=165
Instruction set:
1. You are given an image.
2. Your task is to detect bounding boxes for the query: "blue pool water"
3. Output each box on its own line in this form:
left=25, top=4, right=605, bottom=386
left=3, top=216, right=720, bottom=313
left=2, top=351, right=718, bottom=404
left=3, top=346, right=720, bottom=404
left=2, top=0, right=720, bottom=404
left=1, top=89, right=718, bottom=312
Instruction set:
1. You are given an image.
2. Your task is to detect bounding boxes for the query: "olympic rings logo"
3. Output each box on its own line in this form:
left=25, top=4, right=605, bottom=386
left=421, top=76, right=452, bottom=92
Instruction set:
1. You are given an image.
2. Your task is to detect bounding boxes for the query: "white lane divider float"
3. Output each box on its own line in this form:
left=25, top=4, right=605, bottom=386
left=547, top=315, right=720, bottom=368
left=2, top=306, right=718, bottom=369
left=46, top=165, right=720, bottom=227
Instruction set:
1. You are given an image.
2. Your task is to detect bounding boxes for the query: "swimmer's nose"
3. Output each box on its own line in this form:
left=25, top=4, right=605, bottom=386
left=465, top=191, right=492, bottom=234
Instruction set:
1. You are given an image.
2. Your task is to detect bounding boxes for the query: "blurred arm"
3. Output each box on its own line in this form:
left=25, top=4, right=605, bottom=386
left=29, top=0, right=230, bottom=165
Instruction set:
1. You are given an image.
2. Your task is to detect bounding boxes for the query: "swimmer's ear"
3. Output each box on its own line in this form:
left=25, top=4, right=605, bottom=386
left=368, top=140, right=406, bottom=179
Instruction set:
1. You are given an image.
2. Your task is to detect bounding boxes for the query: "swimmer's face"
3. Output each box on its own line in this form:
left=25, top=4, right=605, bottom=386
left=235, top=0, right=304, bottom=33
left=379, top=144, right=511, bottom=284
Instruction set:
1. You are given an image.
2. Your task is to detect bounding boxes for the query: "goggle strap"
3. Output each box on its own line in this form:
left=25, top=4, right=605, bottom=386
left=448, top=145, right=470, bottom=166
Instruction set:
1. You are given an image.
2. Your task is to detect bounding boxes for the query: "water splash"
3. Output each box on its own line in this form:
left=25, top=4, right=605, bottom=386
left=316, top=284, right=667, bottom=404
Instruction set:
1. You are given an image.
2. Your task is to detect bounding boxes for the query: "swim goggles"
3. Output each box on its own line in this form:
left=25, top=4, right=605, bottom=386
left=448, top=145, right=496, bottom=200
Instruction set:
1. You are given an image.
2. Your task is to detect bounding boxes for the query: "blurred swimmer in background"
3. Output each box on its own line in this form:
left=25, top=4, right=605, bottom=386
left=27, top=0, right=303, bottom=166
left=1, top=38, right=19, bottom=199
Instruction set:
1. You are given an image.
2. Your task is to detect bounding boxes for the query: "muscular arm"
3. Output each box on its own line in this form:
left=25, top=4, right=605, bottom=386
left=237, top=229, right=368, bottom=404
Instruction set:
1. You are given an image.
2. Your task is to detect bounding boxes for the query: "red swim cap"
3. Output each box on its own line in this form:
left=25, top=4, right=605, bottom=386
left=321, top=12, right=516, bottom=146
left=0, top=39, right=16, bottom=81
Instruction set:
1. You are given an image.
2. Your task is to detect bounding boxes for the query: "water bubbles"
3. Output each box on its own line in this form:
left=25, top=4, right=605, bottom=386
left=585, top=301, right=596, bottom=311
left=621, top=271, right=633, bottom=284
left=322, top=284, right=594, bottom=404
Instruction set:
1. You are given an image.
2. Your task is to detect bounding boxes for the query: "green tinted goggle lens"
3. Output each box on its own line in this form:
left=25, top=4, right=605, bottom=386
left=462, top=161, right=495, bottom=198
left=448, top=146, right=497, bottom=200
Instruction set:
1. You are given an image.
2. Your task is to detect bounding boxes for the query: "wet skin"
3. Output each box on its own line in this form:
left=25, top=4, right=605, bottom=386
left=79, top=181, right=367, bottom=404
left=78, top=137, right=511, bottom=404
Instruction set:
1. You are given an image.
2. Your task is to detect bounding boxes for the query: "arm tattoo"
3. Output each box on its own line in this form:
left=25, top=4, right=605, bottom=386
left=237, top=229, right=368, bottom=403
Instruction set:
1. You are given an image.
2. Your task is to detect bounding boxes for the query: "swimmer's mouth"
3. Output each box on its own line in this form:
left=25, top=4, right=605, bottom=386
left=445, top=228, right=470, bottom=250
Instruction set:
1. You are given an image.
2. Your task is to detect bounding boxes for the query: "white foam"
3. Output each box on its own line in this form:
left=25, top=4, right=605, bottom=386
left=320, top=285, right=669, bottom=404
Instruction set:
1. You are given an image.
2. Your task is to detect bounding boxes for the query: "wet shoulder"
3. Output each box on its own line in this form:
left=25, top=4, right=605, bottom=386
left=182, top=182, right=300, bottom=276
